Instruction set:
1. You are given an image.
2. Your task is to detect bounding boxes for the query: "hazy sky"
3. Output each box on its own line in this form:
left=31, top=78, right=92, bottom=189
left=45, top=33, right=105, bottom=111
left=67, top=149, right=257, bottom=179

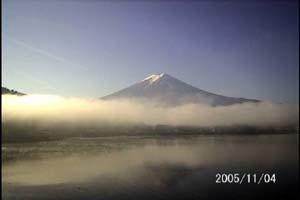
left=2, top=0, right=299, bottom=103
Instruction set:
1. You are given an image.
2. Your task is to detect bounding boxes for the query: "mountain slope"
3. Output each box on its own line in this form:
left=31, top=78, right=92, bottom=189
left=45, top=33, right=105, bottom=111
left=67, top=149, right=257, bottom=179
left=2, top=87, right=25, bottom=96
left=102, top=73, right=259, bottom=106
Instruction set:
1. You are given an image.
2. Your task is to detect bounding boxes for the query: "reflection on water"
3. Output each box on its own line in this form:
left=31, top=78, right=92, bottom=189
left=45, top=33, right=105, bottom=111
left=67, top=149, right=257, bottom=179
left=2, top=134, right=299, bottom=200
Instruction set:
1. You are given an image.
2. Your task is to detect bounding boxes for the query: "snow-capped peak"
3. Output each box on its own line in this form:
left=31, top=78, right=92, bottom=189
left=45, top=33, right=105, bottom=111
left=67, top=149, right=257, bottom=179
left=142, top=73, right=165, bottom=83
left=102, top=73, right=260, bottom=106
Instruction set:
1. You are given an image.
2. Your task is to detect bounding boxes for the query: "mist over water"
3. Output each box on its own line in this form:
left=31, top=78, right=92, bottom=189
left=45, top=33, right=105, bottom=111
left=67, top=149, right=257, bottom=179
left=2, top=94, right=299, bottom=199
left=2, top=94, right=298, bottom=128
left=2, top=134, right=299, bottom=200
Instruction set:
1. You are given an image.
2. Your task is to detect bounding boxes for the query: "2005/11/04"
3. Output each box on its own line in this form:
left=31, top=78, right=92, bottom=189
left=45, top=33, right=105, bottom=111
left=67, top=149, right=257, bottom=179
left=215, top=173, right=276, bottom=184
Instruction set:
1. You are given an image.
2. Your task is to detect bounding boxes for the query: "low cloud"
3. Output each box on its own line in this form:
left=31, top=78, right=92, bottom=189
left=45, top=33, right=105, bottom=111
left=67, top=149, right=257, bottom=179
left=2, top=94, right=298, bottom=128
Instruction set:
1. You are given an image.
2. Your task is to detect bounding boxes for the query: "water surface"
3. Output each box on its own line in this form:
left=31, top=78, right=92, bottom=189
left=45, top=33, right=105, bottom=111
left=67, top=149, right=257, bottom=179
left=2, top=134, right=299, bottom=200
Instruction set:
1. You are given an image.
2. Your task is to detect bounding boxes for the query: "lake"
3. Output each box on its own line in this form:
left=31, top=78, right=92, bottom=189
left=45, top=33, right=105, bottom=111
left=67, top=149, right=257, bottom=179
left=2, top=133, right=299, bottom=200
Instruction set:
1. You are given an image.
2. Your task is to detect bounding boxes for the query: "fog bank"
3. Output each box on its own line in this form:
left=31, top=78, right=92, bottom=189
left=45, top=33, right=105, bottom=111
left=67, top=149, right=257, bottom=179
left=2, top=95, right=298, bottom=128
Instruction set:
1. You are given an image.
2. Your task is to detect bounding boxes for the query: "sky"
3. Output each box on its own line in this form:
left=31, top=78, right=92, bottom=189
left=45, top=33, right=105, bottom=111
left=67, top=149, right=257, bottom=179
left=2, top=0, right=299, bottom=103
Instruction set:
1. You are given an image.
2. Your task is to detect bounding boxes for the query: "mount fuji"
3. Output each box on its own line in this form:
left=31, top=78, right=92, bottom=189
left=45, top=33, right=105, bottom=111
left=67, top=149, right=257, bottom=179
left=102, top=73, right=259, bottom=106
